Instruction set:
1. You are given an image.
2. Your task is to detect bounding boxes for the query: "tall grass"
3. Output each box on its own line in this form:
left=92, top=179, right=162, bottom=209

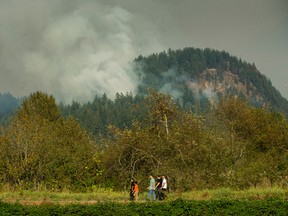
left=180, top=186, right=288, bottom=201
left=0, top=186, right=288, bottom=205
left=0, top=188, right=128, bottom=205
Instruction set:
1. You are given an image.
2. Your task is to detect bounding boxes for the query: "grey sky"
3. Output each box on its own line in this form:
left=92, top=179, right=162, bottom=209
left=0, top=0, right=287, bottom=102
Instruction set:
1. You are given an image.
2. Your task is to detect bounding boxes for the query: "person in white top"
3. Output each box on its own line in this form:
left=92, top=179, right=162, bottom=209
left=161, top=175, right=168, bottom=199
left=161, top=175, right=167, bottom=190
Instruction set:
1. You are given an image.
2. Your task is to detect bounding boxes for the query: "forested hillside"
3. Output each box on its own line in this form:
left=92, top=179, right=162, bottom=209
left=60, top=93, right=147, bottom=136
left=0, top=47, right=288, bottom=192
left=59, top=48, right=288, bottom=137
left=134, top=47, right=288, bottom=116
left=0, top=91, right=288, bottom=192
left=0, top=93, right=22, bottom=125
left=1, top=47, right=288, bottom=134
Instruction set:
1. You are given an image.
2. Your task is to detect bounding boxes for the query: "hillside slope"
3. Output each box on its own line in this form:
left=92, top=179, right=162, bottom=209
left=134, top=47, right=288, bottom=116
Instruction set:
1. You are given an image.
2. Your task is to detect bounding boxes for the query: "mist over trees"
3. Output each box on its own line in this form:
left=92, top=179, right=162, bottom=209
left=0, top=90, right=287, bottom=192
left=0, top=93, right=22, bottom=125
left=134, top=47, right=288, bottom=116
left=0, top=47, right=288, bottom=192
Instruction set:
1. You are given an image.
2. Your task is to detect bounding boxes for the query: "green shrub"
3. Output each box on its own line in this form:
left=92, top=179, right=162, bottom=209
left=1, top=198, right=288, bottom=216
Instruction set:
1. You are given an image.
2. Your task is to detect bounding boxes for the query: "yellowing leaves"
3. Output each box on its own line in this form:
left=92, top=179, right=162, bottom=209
left=0, top=91, right=99, bottom=190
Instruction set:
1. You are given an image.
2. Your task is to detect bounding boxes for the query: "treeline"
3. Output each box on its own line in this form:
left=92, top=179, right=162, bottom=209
left=135, top=47, right=288, bottom=116
left=1, top=47, right=288, bottom=122
left=60, top=93, right=147, bottom=136
left=0, top=92, right=99, bottom=191
left=98, top=90, right=288, bottom=190
left=0, top=91, right=288, bottom=192
left=0, top=93, right=22, bottom=125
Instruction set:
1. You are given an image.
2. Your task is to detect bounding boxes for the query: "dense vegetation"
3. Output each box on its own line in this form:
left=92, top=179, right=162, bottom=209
left=0, top=92, right=99, bottom=191
left=1, top=199, right=288, bottom=215
left=2, top=47, right=288, bottom=124
left=96, top=91, right=288, bottom=191
left=0, top=92, right=22, bottom=125
left=60, top=93, right=147, bottom=136
left=135, top=47, right=288, bottom=116
left=0, top=47, right=288, bottom=193
left=0, top=91, right=288, bottom=192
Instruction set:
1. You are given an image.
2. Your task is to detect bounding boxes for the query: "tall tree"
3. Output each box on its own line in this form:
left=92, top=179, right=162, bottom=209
left=0, top=91, right=99, bottom=190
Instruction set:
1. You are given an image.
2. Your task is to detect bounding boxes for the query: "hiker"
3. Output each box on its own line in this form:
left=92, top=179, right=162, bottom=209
left=161, top=175, right=168, bottom=199
left=147, top=175, right=156, bottom=201
left=133, top=181, right=139, bottom=201
left=129, top=178, right=135, bottom=201
left=155, top=175, right=163, bottom=200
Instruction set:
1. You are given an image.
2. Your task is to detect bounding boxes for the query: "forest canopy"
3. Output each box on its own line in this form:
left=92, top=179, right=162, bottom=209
left=1, top=47, right=288, bottom=191
left=0, top=90, right=288, bottom=192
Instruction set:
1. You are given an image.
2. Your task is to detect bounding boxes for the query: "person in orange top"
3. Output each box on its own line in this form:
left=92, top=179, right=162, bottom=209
left=133, top=181, right=139, bottom=201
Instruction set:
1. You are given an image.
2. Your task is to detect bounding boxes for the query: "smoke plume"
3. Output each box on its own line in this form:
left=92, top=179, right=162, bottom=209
left=0, top=0, right=163, bottom=103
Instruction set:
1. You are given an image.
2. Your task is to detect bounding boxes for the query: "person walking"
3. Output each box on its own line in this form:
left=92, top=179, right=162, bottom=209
left=155, top=175, right=163, bottom=200
left=161, top=175, right=168, bottom=199
left=147, top=175, right=156, bottom=201
left=133, top=181, right=139, bottom=201
left=129, top=178, right=135, bottom=201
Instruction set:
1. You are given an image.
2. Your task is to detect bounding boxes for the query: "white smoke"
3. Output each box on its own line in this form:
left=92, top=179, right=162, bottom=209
left=0, top=0, right=163, bottom=103
left=23, top=6, right=138, bottom=103
left=202, top=88, right=217, bottom=107
left=159, top=68, right=189, bottom=100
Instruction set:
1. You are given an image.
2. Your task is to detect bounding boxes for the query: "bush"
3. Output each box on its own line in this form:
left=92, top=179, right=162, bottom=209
left=1, top=198, right=288, bottom=215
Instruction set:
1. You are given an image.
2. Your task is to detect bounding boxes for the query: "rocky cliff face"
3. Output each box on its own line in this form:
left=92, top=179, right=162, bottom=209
left=187, top=68, right=264, bottom=104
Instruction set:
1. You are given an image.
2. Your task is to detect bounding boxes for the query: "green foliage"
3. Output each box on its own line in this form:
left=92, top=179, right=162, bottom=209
left=215, top=97, right=288, bottom=188
left=1, top=199, right=288, bottom=215
left=53, top=47, right=288, bottom=142
left=97, top=93, right=288, bottom=191
left=19, top=92, right=60, bottom=122
left=0, top=92, right=22, bottom=125
left=134, top=47, right=288, bottom=117
left=98, top=91, right=229, bottom=190
left=1, top=89, right=288, bottom=192
left=0, top=92, right=99, bottom=191
left=1, top=46, right=288, bottom=193
left=60, top=93, right=147, bottom=136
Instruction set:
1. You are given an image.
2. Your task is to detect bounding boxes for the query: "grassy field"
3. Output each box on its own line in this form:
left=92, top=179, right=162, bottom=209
left=0, top=187, right=288, bottom=206
left=1, top=188, right=288, bottom=215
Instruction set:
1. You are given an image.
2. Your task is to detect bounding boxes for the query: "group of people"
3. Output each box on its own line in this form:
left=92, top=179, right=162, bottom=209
left=147, top=175, right=167, bottom=201
left=129, top=175, right=168, bottom=201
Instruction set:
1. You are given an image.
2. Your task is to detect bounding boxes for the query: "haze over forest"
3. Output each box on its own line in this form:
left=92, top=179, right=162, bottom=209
left=0, top=0, right=287, bottom=103
left=1, top=0, right=288, bottom=193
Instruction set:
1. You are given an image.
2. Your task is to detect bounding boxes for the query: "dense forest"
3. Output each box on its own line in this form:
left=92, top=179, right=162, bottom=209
left=0, top=93, right=22, bottom=125
left=0, top=47, right=288, bottom=192
left=134, top=48, right=288, bottom=116
left=0, top=91, right=288, bottom=192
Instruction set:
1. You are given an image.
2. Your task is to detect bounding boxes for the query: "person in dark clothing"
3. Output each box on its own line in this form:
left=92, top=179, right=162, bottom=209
left=155, top=175, right=164, bottom=200
left=129, top=178, right=135, bottom=201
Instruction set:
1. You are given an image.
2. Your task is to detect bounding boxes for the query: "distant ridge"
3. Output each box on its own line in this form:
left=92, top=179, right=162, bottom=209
left=134, top=47, right=288, bottom=116
left=0, top=92, right=22, bottom=124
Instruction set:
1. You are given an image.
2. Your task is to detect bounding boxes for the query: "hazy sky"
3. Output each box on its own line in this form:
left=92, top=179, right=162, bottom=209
left=0, top=0, right=287, bottom=103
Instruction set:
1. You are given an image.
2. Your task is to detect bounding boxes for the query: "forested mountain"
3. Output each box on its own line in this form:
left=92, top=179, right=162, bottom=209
left=1, top=91, right=288, bottom=191
left=59, top=47, right=288, bottom=136
left=1, top=48, right=288, bottom=192
left=0, top=93, right=22, bottom=125
left=134, top=47, right=288, bottom=116
left=1, top=47, right=287, bottom=134
left=60, top=93, right=147, bottom=136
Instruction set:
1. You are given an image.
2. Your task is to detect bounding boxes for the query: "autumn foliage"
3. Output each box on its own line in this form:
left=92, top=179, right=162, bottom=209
left=0, top=91, right=288, bottom=192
